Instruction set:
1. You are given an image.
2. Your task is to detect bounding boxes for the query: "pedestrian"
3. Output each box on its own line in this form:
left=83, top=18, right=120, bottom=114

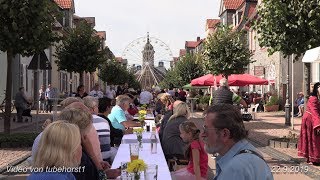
left=45, top=84, right=53, bottom=113
left=212, top=78, right=247, bottom=108
left=298, top=82, right=320, bottom=165
left=75, top=85, right=88, bottom=99
left=171, top=121, right=208, bottom=180
left=38, top=85, right=45, bottom=113
left=89, top=83, right=104, bottom=98
left=201, top=104, right=273, bottom=180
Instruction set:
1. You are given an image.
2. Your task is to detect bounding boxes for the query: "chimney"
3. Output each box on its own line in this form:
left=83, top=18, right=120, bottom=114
left=158, top=62, right=164, bottom=67
left=197, top=37, right=200, bottom=41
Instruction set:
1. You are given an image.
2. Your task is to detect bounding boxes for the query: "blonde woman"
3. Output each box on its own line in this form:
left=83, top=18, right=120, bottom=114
left=162, top=102, right=190, bottom=160
left=29, top=121, right=82, bottom=179
left=61, top=104, right=120, bottom=179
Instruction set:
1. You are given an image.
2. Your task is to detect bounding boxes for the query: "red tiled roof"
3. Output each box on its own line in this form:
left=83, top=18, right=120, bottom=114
left=115, top=57, right=123, bottom=63
left=224, top=0, right=244, bottom=10
left=54, top=0, right=72, bottom=9
left=186, top=41, right=199, bottom=48
left=206, top=19, right=220, bottom=28
left=179, top=49, right=186, bottom=57
left=96, top=31, right=106, bottom=40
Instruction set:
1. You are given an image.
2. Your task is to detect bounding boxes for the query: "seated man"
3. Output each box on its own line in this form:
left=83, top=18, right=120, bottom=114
left=108, top=95, right=140, bottom=132
left=83, top=96, right=117, bottom=163
left=295, top=92, right=304, bottom=117
left=98, top=97, right=124, bottom=147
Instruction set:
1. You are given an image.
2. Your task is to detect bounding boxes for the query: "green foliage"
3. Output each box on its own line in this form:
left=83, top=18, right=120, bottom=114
left=158, top=68, right=181, bottom=89
left=0, top=0, right=60, bottom=55
left=159, top=53, right=205, bottom=88
left=199, top=95, right=211, bottom=105
left=99, top=60, right=141, bottom=89
left=265, top=96, right=279, bottom=106
left=203, top=25, right=253, bottom=77
left=254, top=0, right=320, bottom=59
left=0, top=0, right=60, bottom=133
left=0, top=133, right=39, bottom=147
left=55, top=21, right=104, bottom=74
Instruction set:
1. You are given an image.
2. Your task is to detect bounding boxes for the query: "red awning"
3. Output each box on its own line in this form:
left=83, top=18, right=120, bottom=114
left=190, top=74, right=268, bottom=86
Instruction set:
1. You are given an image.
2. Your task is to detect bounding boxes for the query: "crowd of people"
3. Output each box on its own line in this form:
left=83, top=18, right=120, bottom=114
left=23, top=80, right=278, bottom=180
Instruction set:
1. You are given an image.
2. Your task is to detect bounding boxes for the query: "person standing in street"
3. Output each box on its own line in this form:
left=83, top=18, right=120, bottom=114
left=39, top=85, right=45, bottom=113
left=45, top=84, right=53, bottom=113
left=201, top=104, right=273, bottom=180
left=89, top=83, right=104, bottom=98
left=75, top=85, right=88, bottom=99
left=298, top=82, right=320, bottom=165
left=212, top=78, right=247, bottom=108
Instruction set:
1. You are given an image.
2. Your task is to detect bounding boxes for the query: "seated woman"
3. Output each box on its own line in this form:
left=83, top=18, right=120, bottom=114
left=162, top=102, right=189, bottom=161
left=28, top=121, right=82, bottom=179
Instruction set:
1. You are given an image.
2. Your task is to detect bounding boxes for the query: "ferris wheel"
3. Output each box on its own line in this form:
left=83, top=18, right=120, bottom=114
left=122, top=34, right=174, bottom=69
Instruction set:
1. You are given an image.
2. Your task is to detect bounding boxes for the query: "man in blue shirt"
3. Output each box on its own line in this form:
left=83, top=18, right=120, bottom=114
left=108, top=95, right=140, bottom=131
left=201, top=104, right=273, bottom=180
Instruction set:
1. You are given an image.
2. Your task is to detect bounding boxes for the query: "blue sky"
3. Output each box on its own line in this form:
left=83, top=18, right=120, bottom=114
left=74, top=0, right=220, bottom=61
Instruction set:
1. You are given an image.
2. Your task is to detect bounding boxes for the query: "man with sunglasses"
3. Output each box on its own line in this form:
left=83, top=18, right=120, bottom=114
left=201, top=104, right=273, bottom=180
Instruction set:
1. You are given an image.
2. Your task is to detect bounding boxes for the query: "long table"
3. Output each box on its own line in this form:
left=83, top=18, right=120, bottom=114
left=112, top=136, right=171, bottom=179
left=122, top=132, right=160, bottom=144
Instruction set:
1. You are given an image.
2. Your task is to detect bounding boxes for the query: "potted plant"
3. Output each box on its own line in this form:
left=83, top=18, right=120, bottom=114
left=199, top=95, right=210, bottom=111
left=264, top=95, right=280, bottom=112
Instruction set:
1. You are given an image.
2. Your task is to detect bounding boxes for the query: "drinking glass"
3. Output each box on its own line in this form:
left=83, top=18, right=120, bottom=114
left=129, top=144, right=140, bottom=161
left=120, top=162, right=133, bottom=180
left=144, top=164, right=158, bottom=180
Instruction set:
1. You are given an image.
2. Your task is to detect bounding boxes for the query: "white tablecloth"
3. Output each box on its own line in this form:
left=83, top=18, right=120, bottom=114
left=111, top=143, right=172, bottom=180
left=121, top=132, right=160, bottom=144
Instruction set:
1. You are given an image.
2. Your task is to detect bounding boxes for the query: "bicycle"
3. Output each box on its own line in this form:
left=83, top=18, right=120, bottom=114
left=0, top=91, right=15, bottom=113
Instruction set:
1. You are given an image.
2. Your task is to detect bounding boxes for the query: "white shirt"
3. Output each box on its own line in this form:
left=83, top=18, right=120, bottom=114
left=89, top=90, right=104, bottom=98
left=105, top=89, right=115, bottom=99
left=139, top=91, right=153, bottom=104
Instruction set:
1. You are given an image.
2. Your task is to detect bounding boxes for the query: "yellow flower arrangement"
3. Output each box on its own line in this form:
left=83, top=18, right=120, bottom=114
left=138, top=110, right=147, bottom=116
left=133, top=128, right=144, bottom=134
left=127, top=159, right=147, bottom=173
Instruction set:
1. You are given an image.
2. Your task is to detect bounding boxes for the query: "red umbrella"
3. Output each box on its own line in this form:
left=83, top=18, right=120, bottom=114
left=190, top=74, right=223, bottom=86
left=191, top=74, right=268, bottom=86
left=228, top=74, right=269, bottom=86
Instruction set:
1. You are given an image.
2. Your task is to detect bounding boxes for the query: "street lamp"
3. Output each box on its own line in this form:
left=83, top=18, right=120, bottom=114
left=285, top=56, right=291, bottom=126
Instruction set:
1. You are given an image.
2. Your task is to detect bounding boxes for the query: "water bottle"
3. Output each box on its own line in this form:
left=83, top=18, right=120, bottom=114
left=150, top=133, right=157, bottom=154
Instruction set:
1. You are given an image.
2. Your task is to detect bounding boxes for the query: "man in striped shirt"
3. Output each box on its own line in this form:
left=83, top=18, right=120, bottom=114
left=83, top=96, right=118, bottom=163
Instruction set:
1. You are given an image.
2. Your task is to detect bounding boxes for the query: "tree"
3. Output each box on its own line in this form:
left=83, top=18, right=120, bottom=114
left=55, top=21, right=104, bottom=84
left=203, top=25, right=253, bottom=78
left=254, top=0, right=320, bottom=96
left=158, top=68, right=181, bottom=89
left=99, top=60, right=140, bottom=89
left=159, top=53, right=205, bottom=88
left=175, top=53, right=206, bottom=86
left=0, top=0, right=59, bottom=133
left=254, top=0, right=320, bottom=58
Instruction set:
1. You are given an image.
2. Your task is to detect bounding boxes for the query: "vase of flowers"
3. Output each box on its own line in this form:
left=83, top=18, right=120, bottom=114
left=138, top=109, right=147, bottom=127
left=133, top=128, right=144, bottom=148
left=127, top=159, right=147, bottom=180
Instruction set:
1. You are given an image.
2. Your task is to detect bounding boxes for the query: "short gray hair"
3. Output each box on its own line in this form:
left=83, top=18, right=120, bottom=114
left=116, top=95, right=131, bottom=106
left=83, top=96, right=98, bottom=109
left=219, top=78, right=228, bottom=87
